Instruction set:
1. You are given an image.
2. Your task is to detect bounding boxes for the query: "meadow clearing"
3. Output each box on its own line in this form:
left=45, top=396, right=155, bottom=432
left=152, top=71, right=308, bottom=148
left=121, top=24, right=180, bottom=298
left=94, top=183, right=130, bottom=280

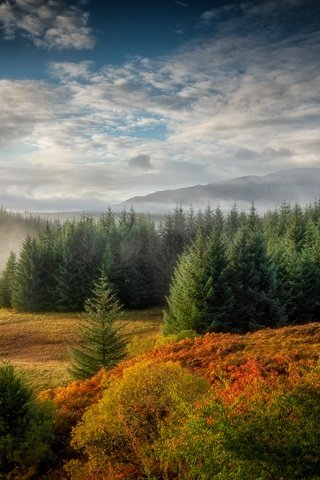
left=0, top=307, right=163, bottom=392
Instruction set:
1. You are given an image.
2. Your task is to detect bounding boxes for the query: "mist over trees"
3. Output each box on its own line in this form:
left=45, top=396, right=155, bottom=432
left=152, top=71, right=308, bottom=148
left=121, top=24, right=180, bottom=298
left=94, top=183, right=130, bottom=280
left=0, top=207, right=46, bottom=273
left=0, top=201, right=319, bottom=331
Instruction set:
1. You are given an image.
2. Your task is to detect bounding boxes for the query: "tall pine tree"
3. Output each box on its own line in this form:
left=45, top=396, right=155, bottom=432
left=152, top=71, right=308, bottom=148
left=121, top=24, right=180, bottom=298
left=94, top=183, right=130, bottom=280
left=0, top=252, right=16, bottom=308
left=222, top=227, right=286, bottom=332
left=163, top=237, right=207, bottom=335
left=68, top=271, right=127, bottom=380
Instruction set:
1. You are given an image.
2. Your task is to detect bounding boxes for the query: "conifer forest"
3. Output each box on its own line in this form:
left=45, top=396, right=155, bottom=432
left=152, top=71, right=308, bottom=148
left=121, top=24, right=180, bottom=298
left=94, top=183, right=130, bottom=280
left=0, top=202, right=320, bottom=480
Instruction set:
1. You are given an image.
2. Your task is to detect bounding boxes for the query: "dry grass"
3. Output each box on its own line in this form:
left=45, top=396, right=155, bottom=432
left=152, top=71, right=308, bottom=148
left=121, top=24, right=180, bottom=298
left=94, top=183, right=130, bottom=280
left=0, top=307, right=163, bottom=392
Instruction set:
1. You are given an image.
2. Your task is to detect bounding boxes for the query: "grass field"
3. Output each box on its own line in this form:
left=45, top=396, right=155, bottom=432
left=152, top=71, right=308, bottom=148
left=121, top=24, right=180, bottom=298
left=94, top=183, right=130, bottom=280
left=0, top=307, right=163, bottom=392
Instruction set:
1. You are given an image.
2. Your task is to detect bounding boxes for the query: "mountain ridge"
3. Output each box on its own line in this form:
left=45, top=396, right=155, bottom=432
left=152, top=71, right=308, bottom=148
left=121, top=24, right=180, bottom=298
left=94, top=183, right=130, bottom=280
left=122, top=167, right=320, bottom=212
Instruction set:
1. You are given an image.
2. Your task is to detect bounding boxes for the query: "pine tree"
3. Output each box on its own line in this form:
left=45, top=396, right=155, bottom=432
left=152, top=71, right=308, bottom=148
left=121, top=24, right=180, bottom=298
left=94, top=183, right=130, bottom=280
left=287, top=203, right=306, bottom=252
left=200, top=228, right=231, bottom=332
left=11, top=236, right=43, bottom=311
left=0, top=363, right=52, bottom=477
left=163, top=237, right=207, bottom=335
left=213, top=206, right=224, bottom=235
left=159, top=207, right=188, bottom=292
left=0, top=252, right=16, bottom=308
left=290, top=220, right=320, bottom=321
left=55, top=217, right=100, bottom=311
left=34, top=222, right=58, bottom=311
left=68, top=271, right=127, bottom=380
left=202, top=205, right=215, bottom=238
left=163, top=229, right=231, bottom=335
left=277, top=201, right=291, bottom=236
left=225, top=203, right=240, bottom=239
left=247, top=202, right=261, bottom=230
left=222, top=227, right=286, bottom=332
left=267, top=233, right=296, bottom=320
left=186, top=207, right=197, bottom=243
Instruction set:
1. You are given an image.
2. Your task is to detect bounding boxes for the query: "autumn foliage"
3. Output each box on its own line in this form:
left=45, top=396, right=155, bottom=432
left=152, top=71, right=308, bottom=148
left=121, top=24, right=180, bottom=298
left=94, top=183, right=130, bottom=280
left=38, top=322, right=320, bottom=479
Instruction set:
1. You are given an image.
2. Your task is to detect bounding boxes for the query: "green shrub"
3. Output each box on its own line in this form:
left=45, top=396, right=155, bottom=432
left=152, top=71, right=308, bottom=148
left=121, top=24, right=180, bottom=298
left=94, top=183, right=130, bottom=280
left=158, top=381, right=320, bottom=479
left=0, top=363, right=53, bottom=479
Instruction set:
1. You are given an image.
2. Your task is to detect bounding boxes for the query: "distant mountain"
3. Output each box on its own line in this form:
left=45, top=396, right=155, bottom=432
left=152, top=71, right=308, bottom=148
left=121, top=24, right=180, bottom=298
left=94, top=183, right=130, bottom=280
left=122, top=167, right=320, bottom=212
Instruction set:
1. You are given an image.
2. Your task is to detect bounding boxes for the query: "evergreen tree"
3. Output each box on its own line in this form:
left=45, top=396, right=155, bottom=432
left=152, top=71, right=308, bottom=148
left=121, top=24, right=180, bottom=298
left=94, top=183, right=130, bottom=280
left=69, top=271, right=127, bottom=380
left=34, top=222, right=58, bottom=311
left=55, top=217, right=101, bottom=311
left=11, top=236, right=43, bottom=311
left=277, top=201, right=291, bottom=236
left=213, top=206, right=224, bottom=235
left=222, top=227, right=286, bottom=332
left=200, top=228, right=230, bottom=332
left=163, top=237, right=207, bottom=335
left=164, top=229, right=230, bottom=335
left=185, top=207, right=197, bottom=243
left=287, top=203, right=306, bottom=252
left=202, top=205, right=215, bottom=238
left=0, top=363, right=52, bottom=477
left=0, top=252, right=16, bottom=308
left=225, top=203, right=240, bottom=239
left=159, top=207, right=188, bottom=292
left=290, top=220, right=320, bottom=321
left=267, top=234, right=296, bottom=320
left=247, top=202, right=261, bottom=230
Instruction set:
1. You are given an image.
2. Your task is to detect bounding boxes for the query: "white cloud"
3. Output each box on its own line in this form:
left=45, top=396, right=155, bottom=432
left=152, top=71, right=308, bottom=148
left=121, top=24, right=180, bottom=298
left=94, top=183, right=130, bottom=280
left=0, top=1, right=319, bottom=210
left=0, top=0, right=95, bottom=49
left=175, top=1, right=188, bottom=8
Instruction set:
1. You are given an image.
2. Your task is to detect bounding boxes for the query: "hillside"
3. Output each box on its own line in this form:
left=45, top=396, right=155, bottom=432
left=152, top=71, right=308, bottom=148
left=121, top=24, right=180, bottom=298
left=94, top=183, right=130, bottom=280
left=42, top=322, right=320, bottom=479
left=122, top=167, right=320, bottom=212
left=45, top=321, right=320, bottom=404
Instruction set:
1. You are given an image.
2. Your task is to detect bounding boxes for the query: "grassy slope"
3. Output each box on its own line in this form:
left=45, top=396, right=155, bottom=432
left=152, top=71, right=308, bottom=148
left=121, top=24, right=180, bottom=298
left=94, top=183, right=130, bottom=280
left=0, top=308, right=163, bottom=392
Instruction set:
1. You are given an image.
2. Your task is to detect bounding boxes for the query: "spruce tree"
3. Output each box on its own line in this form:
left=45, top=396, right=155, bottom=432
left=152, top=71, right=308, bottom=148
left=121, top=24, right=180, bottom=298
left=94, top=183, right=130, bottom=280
left=222, top=227, right=286, bottom=332
left=225, top=203, right=240, bottom=239
left=11, top=236, right=43, bottom=311
left=186, top=207, right=197, bottom=243
left=68, top=271, right=127, bottom=380
left=55, top=217, right=100, bottom=311
left=0, top=252, right=16, bottom=308
left=200, top=228, right=231, bottom=332
left=163, top=230, right=229, bottom=335
left=0, top=363, right=52, bottom=477
left=163, top=237, right=207, bottom=335
left=290, top=220, right=320, bottom=321
left=202, top=205, right=215, bottom=238
left=267, top=234, right=296, bottom=320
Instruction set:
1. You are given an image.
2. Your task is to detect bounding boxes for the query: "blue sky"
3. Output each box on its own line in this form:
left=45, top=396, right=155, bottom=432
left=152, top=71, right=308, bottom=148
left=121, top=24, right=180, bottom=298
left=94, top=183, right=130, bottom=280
left=0, top=0, right=319, bottom=211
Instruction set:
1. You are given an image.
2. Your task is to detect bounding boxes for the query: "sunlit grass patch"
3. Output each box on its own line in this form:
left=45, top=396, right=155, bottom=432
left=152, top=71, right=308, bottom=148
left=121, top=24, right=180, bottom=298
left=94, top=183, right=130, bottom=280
left=0, top=307, right=164, bottom=392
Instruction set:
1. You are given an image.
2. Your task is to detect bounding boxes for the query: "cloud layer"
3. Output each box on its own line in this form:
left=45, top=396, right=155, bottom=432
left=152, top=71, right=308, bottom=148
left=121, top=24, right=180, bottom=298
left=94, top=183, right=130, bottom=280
left=0, top=0, right=95, bottom=49
left=0, top=0, right=319, bottom=210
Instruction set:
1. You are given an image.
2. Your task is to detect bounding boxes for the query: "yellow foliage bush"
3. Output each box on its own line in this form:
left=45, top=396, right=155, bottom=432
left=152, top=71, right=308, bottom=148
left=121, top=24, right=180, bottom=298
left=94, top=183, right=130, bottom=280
left=66, top=360, right=209, bottom=479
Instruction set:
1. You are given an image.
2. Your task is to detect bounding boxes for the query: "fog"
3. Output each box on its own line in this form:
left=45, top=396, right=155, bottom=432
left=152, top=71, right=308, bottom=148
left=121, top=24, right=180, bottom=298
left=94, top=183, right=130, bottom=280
left=0, top=225, right=29, bottom=272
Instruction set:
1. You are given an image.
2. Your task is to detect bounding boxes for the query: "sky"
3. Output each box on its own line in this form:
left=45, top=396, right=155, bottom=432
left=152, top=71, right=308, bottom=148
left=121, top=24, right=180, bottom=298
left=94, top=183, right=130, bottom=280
left=0, top=0, right=319, bottom=211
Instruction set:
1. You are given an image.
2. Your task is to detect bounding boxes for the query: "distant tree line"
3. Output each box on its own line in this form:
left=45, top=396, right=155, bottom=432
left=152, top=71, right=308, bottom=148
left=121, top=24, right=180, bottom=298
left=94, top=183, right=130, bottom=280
left=0, top=206, right=46, bottom=232
left=0, top=202, right=319, bottom=331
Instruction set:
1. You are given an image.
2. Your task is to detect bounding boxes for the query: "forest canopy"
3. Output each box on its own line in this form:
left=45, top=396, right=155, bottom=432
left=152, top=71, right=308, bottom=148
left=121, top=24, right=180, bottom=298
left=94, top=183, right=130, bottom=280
left=0, top=202, right=319, bottom=331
